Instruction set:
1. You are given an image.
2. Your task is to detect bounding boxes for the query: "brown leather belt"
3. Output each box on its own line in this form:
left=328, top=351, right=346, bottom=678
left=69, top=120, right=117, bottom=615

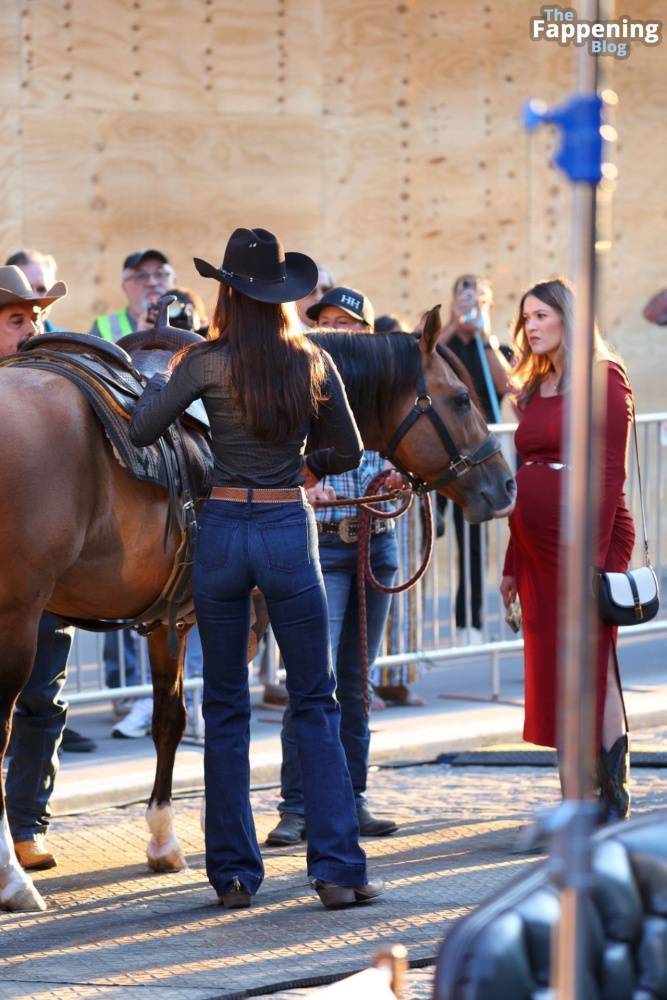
left=209, top=486, right=304, bottom=503
left=317, top=517, right=393, bottom=544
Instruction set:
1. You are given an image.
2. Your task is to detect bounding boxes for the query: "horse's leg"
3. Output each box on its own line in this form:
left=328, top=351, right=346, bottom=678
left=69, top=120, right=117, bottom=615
left=0, top=612, right=47, bottom=912
left=145, top=623, right=188, bottom=873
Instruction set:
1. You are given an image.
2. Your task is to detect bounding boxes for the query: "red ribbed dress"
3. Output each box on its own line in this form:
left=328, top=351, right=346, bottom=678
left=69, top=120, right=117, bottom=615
left=503, top=361, right=635, bottom=748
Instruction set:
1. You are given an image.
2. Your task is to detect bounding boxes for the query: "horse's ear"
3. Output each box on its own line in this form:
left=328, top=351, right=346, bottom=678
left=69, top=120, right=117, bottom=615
left=419, top=305, right=442, bottom=355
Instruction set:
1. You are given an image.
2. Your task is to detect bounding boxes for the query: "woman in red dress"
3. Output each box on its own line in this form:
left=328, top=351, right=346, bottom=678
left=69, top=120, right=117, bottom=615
left=500, top=278, right=635, bottom=819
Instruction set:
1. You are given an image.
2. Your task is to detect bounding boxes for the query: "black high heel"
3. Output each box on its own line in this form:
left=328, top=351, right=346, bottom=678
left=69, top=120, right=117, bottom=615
left=314, top=878, right=384, bottom=910
left=219, top=877, right=252, bottom=909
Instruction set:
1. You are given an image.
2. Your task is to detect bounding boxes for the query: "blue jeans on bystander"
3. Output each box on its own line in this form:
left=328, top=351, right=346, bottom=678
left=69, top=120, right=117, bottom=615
left=6, top=612, right=73, bottom=841
left=193, top=496, right=367, bottom=898
left=278, top=530, right=399, bottom=815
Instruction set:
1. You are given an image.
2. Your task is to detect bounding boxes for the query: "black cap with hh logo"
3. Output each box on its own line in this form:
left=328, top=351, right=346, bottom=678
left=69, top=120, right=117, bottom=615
left=306, top=286, right=375, bottom=329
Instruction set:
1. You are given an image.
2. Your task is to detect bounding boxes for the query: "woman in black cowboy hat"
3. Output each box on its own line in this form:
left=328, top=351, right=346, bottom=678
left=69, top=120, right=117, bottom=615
left=129, top=228, right=382, bottom=910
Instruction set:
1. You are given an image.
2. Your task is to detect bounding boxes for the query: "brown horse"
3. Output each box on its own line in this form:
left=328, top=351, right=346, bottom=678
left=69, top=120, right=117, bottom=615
left=0, top=306, right=514, bottom=911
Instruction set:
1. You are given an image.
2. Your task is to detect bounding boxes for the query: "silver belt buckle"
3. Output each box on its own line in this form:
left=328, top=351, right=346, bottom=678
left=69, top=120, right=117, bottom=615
left=547, top=462, right=567, bottom=470
left=338, top=517, right=358, bottom=543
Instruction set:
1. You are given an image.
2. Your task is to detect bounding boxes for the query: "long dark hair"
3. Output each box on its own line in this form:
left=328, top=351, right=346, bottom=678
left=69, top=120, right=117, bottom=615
left=208, top=285, right=327, bottom=442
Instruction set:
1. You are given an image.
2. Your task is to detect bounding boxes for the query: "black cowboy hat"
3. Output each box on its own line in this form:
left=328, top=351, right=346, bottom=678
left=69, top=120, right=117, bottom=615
left=193, top=228, right=318, bottom=304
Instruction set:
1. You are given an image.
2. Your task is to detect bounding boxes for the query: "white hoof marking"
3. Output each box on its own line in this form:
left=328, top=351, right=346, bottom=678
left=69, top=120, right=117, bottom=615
left=146, top=802, right=187, bottom=872
left=0, top=811, right=46, bottom=912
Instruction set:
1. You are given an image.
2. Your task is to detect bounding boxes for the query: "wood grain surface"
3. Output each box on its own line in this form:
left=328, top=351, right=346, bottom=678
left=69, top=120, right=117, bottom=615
left=1, top=0, right=664, bottom=407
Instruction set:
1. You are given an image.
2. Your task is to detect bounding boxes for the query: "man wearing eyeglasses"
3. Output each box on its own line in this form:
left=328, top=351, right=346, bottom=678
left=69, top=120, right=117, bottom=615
left=89, top=249, right=175, bottom=342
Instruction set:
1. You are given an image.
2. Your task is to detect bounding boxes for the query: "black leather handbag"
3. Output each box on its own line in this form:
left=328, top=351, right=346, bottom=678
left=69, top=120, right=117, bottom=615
left=597, top=409, right=660, bottom=627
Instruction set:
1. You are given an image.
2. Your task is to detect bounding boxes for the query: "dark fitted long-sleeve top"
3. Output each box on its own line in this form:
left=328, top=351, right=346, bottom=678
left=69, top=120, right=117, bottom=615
left=128, top=339, right=363, bottom=488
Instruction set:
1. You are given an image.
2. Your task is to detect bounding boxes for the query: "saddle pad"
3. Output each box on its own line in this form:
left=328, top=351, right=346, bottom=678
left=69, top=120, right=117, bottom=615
left=4, top=353, right=213, bottom=495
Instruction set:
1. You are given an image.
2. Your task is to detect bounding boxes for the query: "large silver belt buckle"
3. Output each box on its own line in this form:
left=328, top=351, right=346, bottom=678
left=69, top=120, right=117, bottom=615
left=338, top=517, right=359, bottom=543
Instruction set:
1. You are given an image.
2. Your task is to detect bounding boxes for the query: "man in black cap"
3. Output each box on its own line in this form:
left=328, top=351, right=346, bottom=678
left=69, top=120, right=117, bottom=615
left=89, top=249, right=175, bottom=342
left=306, top=285, right=375, bottom=330
left=267, top=284, right=403, bottom=846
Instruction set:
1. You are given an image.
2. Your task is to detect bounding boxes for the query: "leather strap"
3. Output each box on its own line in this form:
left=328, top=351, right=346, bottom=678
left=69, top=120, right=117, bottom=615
left=627, top=571, right=643, bottom=621
left=381, top=363, right=501, bottom=494
left=210, top=485, right=303, bottom=503
left=631, top=406, right=651, bottom=566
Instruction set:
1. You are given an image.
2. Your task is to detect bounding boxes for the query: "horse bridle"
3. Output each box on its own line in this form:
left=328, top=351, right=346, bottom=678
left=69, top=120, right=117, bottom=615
left=381, top=361, right=502, bottom=495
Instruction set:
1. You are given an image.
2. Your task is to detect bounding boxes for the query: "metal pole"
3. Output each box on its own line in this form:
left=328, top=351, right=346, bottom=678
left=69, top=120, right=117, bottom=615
left=552, top=1, right=601, bottom=995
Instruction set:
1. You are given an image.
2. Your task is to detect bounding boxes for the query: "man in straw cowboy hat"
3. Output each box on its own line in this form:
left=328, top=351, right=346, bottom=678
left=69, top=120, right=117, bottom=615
left=0, top=264, right=66, bottom=354
left=0, top=264, right=78, bottom=872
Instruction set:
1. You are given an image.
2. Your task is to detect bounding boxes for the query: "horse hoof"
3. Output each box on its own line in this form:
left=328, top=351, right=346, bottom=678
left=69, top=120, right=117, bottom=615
left=3, top=884, right=47, bottom=912
left=147, top=849, right=187, bottom=873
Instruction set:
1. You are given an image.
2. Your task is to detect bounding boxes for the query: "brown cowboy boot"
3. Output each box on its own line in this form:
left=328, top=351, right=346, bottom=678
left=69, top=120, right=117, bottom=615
left=14, top=834, right=57, bottom=871
left=598, top=734, right=631, bottom=821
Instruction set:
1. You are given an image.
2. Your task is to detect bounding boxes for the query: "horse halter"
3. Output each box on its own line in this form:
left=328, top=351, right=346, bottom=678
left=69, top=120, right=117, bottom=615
left=381, top=363, right=502, bottom=495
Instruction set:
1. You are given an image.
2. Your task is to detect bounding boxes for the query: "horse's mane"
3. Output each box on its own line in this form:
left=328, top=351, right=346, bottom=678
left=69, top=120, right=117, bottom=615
left=310, top=331, right=479, bottom=435
left=310, top=332, right=421, bottom=433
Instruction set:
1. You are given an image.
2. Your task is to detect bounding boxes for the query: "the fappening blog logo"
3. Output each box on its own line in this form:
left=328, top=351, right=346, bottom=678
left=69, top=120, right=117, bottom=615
left=531, top=5, right=662, bottom=58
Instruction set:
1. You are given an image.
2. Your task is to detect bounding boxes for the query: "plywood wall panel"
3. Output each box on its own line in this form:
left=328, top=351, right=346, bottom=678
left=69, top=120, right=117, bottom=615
left=17, top=106, right=323, bottom=327
left=406, top=0, right=487, bottom=128
left=0, top=110, right=25, bottom=257
left=281, top=0, right=323, bottom=116
left=3, top=0, right=666, bottom=406
left=408, top=123, right=488, bottom=310
left=0, top=4, right=21, bottom=110
left=23, top=0, right=320, bottom=115
left=321, top=115, right=403, bottom=314
left=322, top=0, right=404, bottom=117
left=603, top=22, right=667, bottom=406
left=22, top=0, right=132, bottom=109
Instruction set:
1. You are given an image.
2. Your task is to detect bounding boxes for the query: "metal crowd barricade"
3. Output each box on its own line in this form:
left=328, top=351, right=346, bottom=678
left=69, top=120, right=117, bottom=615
left=64, top=412, right=667, bottom=708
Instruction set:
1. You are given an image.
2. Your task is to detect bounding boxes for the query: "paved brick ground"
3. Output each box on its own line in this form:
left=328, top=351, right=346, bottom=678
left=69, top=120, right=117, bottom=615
left=1, top=754, right=667, bottom=1000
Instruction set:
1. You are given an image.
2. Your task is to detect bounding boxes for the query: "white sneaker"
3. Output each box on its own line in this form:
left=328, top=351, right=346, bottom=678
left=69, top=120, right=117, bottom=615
left=456, top=626, right=483, bottom=646
left=111, top=696, right=135, bottom=721
left=111, top=697, right=153, bottom=739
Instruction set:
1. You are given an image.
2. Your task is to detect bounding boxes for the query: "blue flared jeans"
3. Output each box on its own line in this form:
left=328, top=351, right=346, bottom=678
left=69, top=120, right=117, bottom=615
left=278, top=530, right=399, bottom=814
left=192, top=496, right=367, bottom=897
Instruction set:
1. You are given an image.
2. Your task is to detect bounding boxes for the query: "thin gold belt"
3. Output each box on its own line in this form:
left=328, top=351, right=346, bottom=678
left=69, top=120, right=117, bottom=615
left=524, top=461, right=570, bottom=470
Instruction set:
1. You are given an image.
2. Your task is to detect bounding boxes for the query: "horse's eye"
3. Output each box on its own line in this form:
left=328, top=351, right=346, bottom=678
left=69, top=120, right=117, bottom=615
left=452, top=392, right=471, bottom=412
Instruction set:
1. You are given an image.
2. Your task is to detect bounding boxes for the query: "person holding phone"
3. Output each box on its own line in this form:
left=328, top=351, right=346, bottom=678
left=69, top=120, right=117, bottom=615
left=436, top=275, right=512, bottom=642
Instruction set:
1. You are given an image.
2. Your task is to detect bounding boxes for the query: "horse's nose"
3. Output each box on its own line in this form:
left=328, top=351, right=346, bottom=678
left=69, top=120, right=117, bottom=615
left=506, top=477, right=517, bottom=500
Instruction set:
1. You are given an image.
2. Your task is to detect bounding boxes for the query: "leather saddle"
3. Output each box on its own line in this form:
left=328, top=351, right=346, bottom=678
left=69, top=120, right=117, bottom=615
left=1, top=323, right=214, bottom=643
left=21, top=329, right=209, bottom=433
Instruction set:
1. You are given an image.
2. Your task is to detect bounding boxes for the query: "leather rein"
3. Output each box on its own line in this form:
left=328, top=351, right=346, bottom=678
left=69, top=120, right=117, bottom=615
left=313, top=358, right=502, bottom=716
